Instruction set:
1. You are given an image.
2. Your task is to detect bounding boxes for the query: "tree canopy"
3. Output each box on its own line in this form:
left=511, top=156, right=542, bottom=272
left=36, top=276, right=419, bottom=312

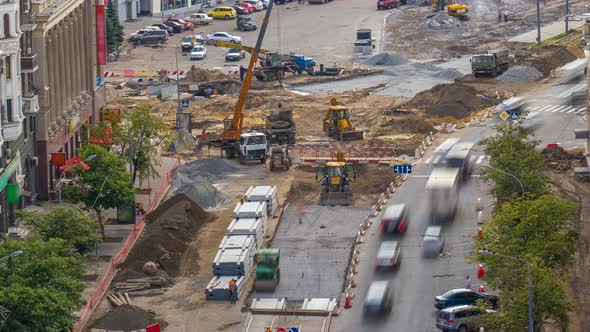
left=105, top=0, right=124, bottom=53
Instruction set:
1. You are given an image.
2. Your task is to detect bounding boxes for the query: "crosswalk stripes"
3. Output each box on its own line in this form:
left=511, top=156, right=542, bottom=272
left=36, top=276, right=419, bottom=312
left=558, top=84, right=586, bottom=99
left=524, top=105, right=586, bottom=115
left=419, top=154, right=488, bottom=165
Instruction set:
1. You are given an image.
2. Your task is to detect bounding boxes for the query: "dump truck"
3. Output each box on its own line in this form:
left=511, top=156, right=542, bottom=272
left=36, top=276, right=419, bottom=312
left=254, top=248, right=280, bottom=292
left=253, top=52, right=317, bottom=81
left=426, top=167, right=460, bottom=221
left=265, top=105, right=295, bottom=145
left=316, top=152, right=356, bottom=206
left=268, top=145, right=290, bottom=171
left=470, top=48, right=510, bottom=77
left=323, top=98, right=364, bottom=141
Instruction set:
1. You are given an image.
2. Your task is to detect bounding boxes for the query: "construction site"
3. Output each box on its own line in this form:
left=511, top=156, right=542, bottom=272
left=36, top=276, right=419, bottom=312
left=83, top=0, right=590, bottom=329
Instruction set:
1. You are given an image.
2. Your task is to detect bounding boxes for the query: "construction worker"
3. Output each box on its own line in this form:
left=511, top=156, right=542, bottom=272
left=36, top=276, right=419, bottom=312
left=503, top=7, right=508, bottom=22
left=231, top=279, right=238, bottom=303
left=239, top=65, right=246, bottom=81
left=228, top=279, right=235, bottom=303
left=464, top=275, right=471, bottom=289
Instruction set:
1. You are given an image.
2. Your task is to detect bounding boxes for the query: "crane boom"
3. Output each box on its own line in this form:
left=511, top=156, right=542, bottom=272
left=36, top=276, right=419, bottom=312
left=214, top=40, right=270, bottom=54
left=221, top=0, right=274, bottom=143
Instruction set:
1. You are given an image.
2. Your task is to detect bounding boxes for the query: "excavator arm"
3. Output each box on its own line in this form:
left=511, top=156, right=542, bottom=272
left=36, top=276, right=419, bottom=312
left=221, top=0, right=275, bottom=143
left=213, top=40, right=270, bottom=54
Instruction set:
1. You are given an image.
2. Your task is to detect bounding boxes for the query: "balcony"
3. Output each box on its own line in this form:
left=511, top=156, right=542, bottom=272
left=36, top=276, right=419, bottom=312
left=2, top=121, right=23, bottom=142
left=20, top=13, right=37, bottom=32
left=23, top=93, right=39, bottom=114
left=21, top=53, right=38, bottom=73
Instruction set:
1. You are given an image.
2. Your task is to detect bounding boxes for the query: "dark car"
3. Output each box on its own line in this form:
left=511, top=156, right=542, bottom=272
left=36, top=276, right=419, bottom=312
left=434, top=289, right=499, bottom=310
left=151, top=23, right=174, bottom=34
left=379, top=203, right=408, bottom=234
left=364, top=280, right=393, bottom=316
left=232, top=5, right=250, bottom=15
left=163, top=20, right=185, bottom=33
left=134, top=30, right=167, bottom=44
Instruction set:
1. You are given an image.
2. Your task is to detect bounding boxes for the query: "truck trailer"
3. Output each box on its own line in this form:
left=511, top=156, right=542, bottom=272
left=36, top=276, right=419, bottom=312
left=426, top=167, right=460, bottom=221
left=471, top=48, right=510, bottom=77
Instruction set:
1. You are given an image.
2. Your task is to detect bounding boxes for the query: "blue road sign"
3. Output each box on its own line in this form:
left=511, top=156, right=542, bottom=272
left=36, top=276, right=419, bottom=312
left=393, top=164, right=412, bottom=174
left=181, top=99, right=190, bottom=108
left=96, top=76, right=102, bottom=87
left=288, top=328, right=299, bottom=332
left=509, top=111, right=520, bottom=120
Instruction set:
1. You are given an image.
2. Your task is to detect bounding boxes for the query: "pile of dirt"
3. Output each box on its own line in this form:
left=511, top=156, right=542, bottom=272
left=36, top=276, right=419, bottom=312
left=513, top=46, right=578, bottom=76
left=362, top=52, right=408, bottom=66
left=120, top=194, right=211, bottom=277
left=497, top=66, right=543, bottom=82
left=542, top=146, right=586, bottom=170
left=403, top=81, right=495, bottom=119
left=170, top=159, right=239, bottom=209
left=90, top=304, right=166, bottom=331
left=432, top=68, right=463, bottom=81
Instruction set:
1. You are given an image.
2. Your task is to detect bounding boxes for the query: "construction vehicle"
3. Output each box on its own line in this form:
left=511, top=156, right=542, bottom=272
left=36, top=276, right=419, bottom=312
left=316, top=151, right=356, bottom=206
left=236, top=16, right=257, bottom=31
left=432, top=0, right=469, bottom=19
left=254, top=248, right=280, bottom=291
left=211, top=0, right=275, bottom=161
left=470, top=48, right=510, bottom=77
left=323, top=98, right=364, bottom=141
left=265, top=104, right=295, bottom=145
left=426, top=167, right=460, bottom=221
left=268, top=145, right=290, bottom=171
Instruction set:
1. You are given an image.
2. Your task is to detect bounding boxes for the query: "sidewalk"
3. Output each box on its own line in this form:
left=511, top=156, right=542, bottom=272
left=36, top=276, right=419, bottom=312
left=509, top=19, right=584, bottom=43
left=75, top=156, right=181, bottom=331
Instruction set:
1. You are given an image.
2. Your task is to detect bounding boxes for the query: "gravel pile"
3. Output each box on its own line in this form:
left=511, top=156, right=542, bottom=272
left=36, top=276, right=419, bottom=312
left=432, top=68, right=463, bottom=80
left=362, top=52, right=408, bottom=66
left=497, top=66, right=542, bottom=82
left=419, top=12, right=464, bottom=30
left=91, top=305, right=166, bottom=331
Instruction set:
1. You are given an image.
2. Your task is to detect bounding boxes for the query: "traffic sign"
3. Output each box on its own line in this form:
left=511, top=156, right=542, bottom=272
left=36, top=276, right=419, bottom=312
left=96, top=76, right=102, bottom=87
left=499, top=111, right=509, bottom=121
left=393, top=164, right=412, bottom=174
left=181, top=99, right=190, bottom=108
left=264, top=328, right=272, bottom=332
left=288, top=328, right=299, bottom=332
left=509, top=111, right=519, bottom=120
left=277, top=328, right=286, bottom=332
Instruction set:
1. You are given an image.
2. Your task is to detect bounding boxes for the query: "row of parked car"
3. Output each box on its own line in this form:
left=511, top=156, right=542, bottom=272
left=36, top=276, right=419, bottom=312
left=208, top=0, right=269, bottom=19
left=129, top=15, right=211, bottom=44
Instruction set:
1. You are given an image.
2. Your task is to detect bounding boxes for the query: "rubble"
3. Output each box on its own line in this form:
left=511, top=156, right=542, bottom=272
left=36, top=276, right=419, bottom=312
left=542, top=146, right=586, bottom=171
left=497, top=66, right=543, bottom=82
left=362, top=52, right=408, bottom=66
left=90, top=304, right=166, bottom=331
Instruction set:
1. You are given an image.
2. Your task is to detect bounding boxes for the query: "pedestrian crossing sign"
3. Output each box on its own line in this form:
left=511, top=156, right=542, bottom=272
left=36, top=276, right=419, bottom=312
left=509, top=111, right=519, bottom=120
left=499, top=111, right=509, bottom=121
left=181, top=99, right=190, bottom=108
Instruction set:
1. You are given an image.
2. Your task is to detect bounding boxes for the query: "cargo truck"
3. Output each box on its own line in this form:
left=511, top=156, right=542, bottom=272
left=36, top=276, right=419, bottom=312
left=470, top=48, right=510, bottom=77
left=445, top=141, right=475, bottom=181
left=426, top=167, right=460, bottom=221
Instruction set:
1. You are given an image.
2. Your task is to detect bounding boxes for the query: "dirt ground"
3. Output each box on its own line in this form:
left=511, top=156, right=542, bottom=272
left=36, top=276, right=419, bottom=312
left=384, top=0, right=587, bottom=60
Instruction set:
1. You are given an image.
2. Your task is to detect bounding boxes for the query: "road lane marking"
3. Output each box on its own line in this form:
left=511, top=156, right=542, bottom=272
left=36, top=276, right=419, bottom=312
left=558, top=84, right=586, bottom=98
left=551, top=105, right=568, bottom=113
left=560, top=106, right=575, bottom=113
left=538, top=105, right=559, bottom=112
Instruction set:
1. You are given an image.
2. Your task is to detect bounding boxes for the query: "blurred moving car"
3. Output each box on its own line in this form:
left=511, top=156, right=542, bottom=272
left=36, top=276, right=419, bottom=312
left=364, top=280, right=393, bottom=315
left=380, top=203, right=408, bottom=234
left=208, top=6, right=238, bottom=19
left=225, top=48, right=247, bottom=61
left=206, top=32, right=242, bottom=44
left=435, top=305, right=496, bottom=332
left=190, top=45, right=207, bottom=60
left=434, top=289, right=499, bottom=310
left=374, top=240, right=401, bottom=270
left=422, top=225, right=444, bottom=258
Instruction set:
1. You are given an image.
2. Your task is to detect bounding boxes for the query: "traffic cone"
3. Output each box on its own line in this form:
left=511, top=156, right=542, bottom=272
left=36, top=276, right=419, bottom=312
left=478, top=285, right=485, bottom=293
left=477, top=227, right=483, bottom=239
left=477, top=264, right=485, bottom=279
left=344, top=293, right=352, bottom=308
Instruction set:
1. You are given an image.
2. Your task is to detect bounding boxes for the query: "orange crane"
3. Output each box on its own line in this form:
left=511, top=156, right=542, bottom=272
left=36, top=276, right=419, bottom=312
left=218, top=0, right=275, bottom=160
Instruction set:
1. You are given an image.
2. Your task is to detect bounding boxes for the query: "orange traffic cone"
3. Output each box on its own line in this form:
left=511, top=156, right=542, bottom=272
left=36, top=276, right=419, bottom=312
left=477, top=227, right=483, bottom=239
left=344, top=293, right=352, bottom=309
left=478, top=285, right=485, bottom=293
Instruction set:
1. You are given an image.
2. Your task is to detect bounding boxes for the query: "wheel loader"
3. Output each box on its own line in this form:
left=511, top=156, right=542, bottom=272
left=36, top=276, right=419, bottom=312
left=323, top=98, right=364, bottom=141
left=316, top=152, right=356, bottom=206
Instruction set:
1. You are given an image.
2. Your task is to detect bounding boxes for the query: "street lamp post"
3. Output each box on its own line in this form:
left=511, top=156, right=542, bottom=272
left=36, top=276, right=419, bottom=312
left=479, top=250, right=533, bottom=332
left=56, top=154, right=97, bottom=204
left=481, top=164, right=525, bottom=200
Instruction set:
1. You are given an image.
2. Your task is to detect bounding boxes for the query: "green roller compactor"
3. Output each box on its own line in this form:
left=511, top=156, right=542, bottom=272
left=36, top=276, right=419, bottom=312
left=254, top=248, right=280, bottom=292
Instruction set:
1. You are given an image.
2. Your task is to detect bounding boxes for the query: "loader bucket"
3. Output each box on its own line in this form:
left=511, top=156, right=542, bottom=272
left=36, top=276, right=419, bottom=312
left=339, top=130, right=364, bottom=141
left=319, top=192, right=352, bottom=206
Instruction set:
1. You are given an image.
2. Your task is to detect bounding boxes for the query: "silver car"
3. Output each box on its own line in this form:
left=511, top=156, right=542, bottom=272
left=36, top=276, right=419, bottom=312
left=374, top=240, right=401, bottom=270
left=435, top=305, right=495, bottom=332
left=363, top=280, right=393, bottom=316
left=422, top=225, right=444, bottom=257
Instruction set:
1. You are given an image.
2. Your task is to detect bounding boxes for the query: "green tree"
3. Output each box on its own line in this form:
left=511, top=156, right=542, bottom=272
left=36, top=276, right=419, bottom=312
left=18, top=207, right=102, bottom=255
left=0, top=238, right=85, bottom=331
left=61, top=144, right=135, bottom=237
left=113, top=105, right=173, bottom=186
left=106, top=0, right=124, bottom=53
left=480, top=124, right=547, bottom=202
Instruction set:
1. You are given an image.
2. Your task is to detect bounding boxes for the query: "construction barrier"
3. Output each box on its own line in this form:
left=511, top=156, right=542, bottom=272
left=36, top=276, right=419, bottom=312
left=425, top=136, right=432, bottom=146
left=401, top=174, right=408, bottom=182
left=73, top=159, right=181, bottom=332
left=288, top=143, right=396, bottom=164
left=429, top=131, right=434, bottom=142
left=394, top=176, right=402, bottom=187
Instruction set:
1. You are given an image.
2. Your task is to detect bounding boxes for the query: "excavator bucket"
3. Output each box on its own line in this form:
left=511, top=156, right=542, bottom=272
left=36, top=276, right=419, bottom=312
left=319, top=192, right=352, bottom=206
left=339, top=130, right=364, bottom=141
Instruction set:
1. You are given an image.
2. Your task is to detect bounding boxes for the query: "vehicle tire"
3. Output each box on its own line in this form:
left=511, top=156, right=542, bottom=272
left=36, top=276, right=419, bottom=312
left=378, top=6, right=382, bottom=9
left=225, top=15, right=231, bottom=19
left=307, top=66, right=315, bottom=75
left=230, top=39, right=237, bottom=43
left=261, top=157, right=266, bottom=164
left=458, top=326, right=467, bottom=332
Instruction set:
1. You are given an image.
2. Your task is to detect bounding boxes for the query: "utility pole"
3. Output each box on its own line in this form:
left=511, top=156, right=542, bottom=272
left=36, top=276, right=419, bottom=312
left=175, top=45, right=182, bottom=130
left=565, top=0, right=569, bottom=32
left=536, top=0, right=541, bottom=46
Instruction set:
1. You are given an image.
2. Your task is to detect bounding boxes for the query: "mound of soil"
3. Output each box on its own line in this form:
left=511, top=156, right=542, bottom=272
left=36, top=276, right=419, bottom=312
left=362, top=52, right=408, bottom=66
left=403, top=82, right=494, bottom=119
left=91, top=304, right=167, bottom=331
left=120, top=194, right=211, bottom=277
left=513, top=45, right=578, bottom=76
left=379, top=115, right=434, bottom=134
left=497, top=66, right=542, bottom=82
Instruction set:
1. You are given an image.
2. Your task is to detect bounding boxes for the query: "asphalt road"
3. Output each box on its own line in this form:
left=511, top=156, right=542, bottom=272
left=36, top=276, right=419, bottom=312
left=330, top=62, right=587, bottom=332
left=110, top=0, right=389, bottom=74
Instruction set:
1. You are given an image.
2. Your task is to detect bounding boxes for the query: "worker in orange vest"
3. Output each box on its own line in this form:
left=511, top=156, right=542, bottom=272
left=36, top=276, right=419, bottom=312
left=228, top=279, right=236, bottom=303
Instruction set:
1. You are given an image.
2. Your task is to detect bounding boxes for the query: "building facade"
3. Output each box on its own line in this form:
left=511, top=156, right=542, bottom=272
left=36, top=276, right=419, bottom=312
left=31, top=0, right=106, bottom=201
left=115, top=0, right=139, bottom=22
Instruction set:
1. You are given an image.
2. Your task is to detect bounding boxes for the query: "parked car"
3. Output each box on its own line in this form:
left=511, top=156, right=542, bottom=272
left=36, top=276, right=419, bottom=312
left=181, top=36, right=196, bottom=52
left=236, top=16, right=257, bottom=31
left=208, top=6, right=238, bottom=19
left=151, top=23, right=174, bottom=34
left=260, top=0, right=270, bottom=8
left=436, top=305, right=496, bottom=332
left=374, top=240, right=401, bottom=270
left=232, top=5, right=250, bottom=15
left=129, top=29, right=150, bottom=41
left=206, top=32, right=242, bottom=44
left=364, top=281, right=393, bottom=316
left=190, top=45, right=207, bottom=60
left=187, top=12, right=213, bottom=25
left=434, top=289, right=499, bottom=310
left=377, top=0, right=399, bottom=9
left=422, top=225, right=444, bottom=258
left=380, top=203, right=408, bottom=234
left=167, top=16, right=193, bottom=28
left=162, top=20, right=185, bottom=33
left=225, top=48, right=246, bottom=61
left=241, top=0, right=264, bottom=10
left=235, top=1, right=255, bottom=12
left=134, top=30, right=167, bottom=44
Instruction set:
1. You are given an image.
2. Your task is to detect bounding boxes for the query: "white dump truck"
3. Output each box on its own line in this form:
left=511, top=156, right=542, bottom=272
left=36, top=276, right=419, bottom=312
left=426, top=167, right=460, bottom=221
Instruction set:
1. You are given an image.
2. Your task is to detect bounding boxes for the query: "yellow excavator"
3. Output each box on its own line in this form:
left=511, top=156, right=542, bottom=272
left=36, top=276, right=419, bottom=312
left=432, top=0, right=469, bottom=19
left=323, top=98, right=364, bottom=141
left=316, top=151, right=356, bottom=206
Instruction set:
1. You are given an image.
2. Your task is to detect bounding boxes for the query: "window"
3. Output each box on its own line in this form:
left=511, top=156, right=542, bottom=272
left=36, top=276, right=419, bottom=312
left=23, top=118, right=27, bottom=138
left=5, top=56, right=11, bottom=80
left=6, top=98, right=13, bottom=122
left=3, top=14, right=9, bottom=38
